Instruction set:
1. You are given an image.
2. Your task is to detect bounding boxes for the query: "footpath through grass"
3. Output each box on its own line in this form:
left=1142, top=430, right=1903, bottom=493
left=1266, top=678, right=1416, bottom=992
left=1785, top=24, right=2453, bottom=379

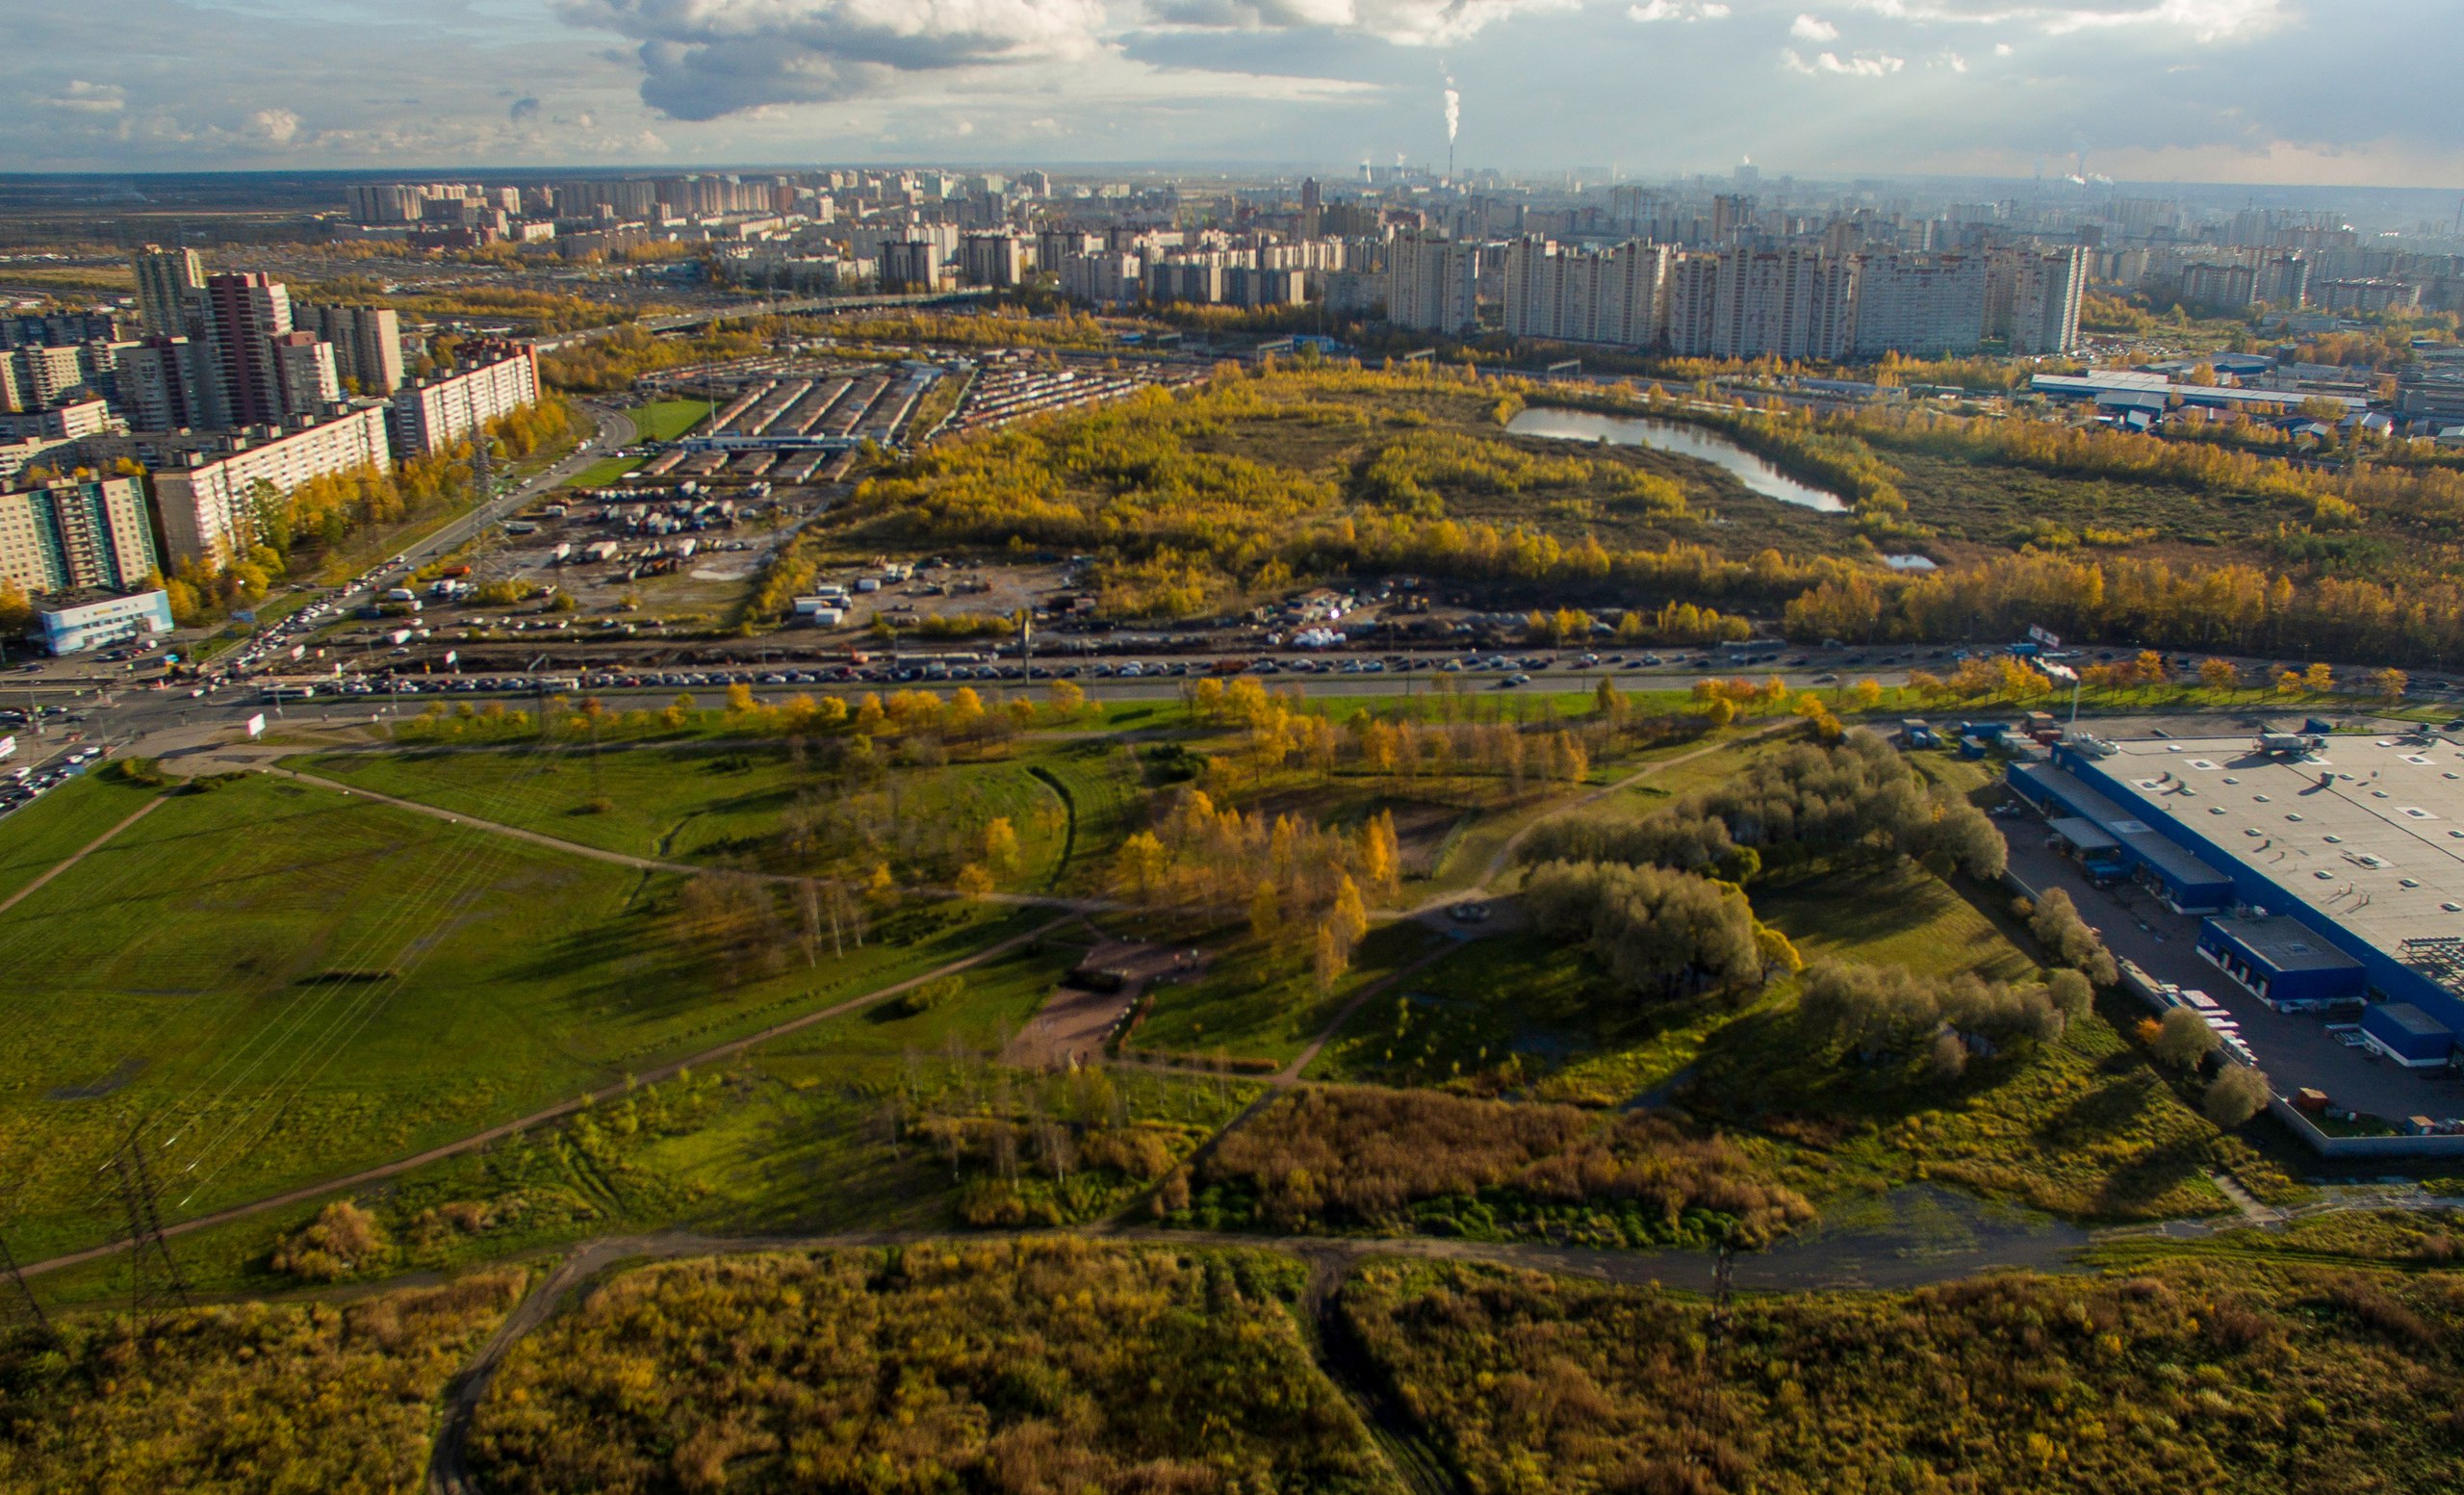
left=0, top=772, right=159, bottom=905
left=0, top=771, right=1042, bottom=1263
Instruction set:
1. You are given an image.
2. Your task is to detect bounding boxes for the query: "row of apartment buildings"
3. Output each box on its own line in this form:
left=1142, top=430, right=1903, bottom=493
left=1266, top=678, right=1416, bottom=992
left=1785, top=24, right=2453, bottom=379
left=0, top=344, right=539, bottom=599
left=1397, top=236, right=2088, bottom=359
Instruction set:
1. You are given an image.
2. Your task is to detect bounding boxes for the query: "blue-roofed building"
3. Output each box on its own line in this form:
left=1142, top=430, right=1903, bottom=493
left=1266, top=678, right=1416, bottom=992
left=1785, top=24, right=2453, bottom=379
left=2022, top=734, right=2464, bottom=1068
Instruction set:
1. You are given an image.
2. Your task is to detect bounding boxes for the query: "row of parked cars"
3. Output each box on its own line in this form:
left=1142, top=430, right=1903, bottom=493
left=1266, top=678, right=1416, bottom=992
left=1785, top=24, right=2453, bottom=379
left=1, top=748, right=101, bottom=818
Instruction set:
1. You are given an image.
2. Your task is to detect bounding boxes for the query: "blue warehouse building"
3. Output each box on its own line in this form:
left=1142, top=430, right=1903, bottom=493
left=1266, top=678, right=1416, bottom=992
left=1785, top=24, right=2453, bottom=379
left=2013, top=735, right=2464, bottom=1068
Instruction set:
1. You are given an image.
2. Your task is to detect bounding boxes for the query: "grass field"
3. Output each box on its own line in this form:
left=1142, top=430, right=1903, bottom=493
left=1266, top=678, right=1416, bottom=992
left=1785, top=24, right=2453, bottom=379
left=565, top=454, right=643, bottom=488
left=0, top=772, right=159, bottom=905
left=0, top=771, right=1043, bottom=1261
left=630, top=398, right=711, bottom=443
left=30, top=941, right=1253, bottom=1308
left=292, top=741, right=1078, bottom=891
left=1125, top=918, right=1444, bottom=1067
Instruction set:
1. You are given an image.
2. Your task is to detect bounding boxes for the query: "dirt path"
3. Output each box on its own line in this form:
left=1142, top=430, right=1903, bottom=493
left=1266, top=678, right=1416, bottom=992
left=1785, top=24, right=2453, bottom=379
left=1276, top=940, right=1471, bottom=1084
left=0, top=792, right=166, bottom=918
left=17, top=917, right=1074, bottom=1280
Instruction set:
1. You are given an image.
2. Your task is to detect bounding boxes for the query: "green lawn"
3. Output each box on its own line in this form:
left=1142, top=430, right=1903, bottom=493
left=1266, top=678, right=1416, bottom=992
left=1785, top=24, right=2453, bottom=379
left=1125, top=919, right=1443, bottom=1068
left=32, top=946, right=1255, bottom=1309
left=0, top=772, right=160, bottom=905
left=292, top=741, right=1074, bottom=891
left=0, top=772, right=1041, bottom=1262
left=1305, top=930, right=1744, bottom=1106
left=632, top=398, right=711, bottom=443
left=566, top=455, right=644, bottom=488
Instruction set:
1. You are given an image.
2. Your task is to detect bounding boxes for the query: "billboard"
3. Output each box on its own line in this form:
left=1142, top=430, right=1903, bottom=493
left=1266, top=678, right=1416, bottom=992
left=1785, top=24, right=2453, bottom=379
left=244, top=713, right=267, bottom=740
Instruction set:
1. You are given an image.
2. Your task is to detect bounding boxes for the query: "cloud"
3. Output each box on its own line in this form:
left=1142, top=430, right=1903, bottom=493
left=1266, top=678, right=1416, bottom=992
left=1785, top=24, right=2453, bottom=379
left=1790, top=13, right=1838, bottom=39
left=1935, top=48, right=1967, bottom=67
left=509, top=95, right=543, bottom=121
left=1154, top=0, right=1584, bottom=45
left=1630, top=0, right=1731, bottom=18
left=49, top=80, right=125, bottom=114
left=248, top=107, right=300, bottom=143
left=568, top=0, right=1113, bottom=118
left=1842, top=0, right=2291, bottom=43
left=1782, top=46, right=1905, bottom=74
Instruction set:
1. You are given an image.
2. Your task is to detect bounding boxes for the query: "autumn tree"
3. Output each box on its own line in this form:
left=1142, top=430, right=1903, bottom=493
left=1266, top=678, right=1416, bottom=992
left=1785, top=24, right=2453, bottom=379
left=2205, top=1065, right=2272, bottom=1125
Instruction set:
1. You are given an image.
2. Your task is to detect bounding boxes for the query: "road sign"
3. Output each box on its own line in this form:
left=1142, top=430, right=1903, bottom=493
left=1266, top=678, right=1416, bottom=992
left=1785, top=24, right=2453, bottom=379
left=244, top=713, right=266, bottom=740
left=2028, top=625, right=2062, bottom=649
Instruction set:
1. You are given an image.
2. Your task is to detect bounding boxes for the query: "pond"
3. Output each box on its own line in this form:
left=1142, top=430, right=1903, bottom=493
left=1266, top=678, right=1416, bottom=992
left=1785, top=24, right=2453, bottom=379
left=1507, top=406, right=1851, bottom=514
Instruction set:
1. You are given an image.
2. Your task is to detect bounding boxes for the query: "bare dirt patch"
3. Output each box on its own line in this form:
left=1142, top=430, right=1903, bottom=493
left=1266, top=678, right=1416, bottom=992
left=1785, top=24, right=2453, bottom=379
left=1002, top=939, right=1208, bottom=1070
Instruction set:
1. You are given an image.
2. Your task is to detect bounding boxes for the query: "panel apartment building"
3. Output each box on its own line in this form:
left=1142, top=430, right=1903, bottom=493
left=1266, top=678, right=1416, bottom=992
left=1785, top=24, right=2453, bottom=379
left=139, top=401, right=395, bottom=563
left=0, top=477, right=160, bottom=596
left=1493, top=238, right=2083, bottom=361
left=388, top=344, right=541, bottom=457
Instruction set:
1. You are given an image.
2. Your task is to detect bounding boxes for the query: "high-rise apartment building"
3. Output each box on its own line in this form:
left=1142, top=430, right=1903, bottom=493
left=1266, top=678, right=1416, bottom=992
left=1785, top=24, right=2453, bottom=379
left=270, top=330, right=341, bottom=417
left=295, top=304, right=405, bottom=395
left=959, top=233, right=1026, bottom=289
left=132, top=245, right=205, bottom=337
left=2179, top=261, right=2259, bottom=311
left=142, top=403, right=395, bottom=562
left=114, top=338, right=215, bottom=431
left=1502, top=239, right=1669, bottom=348
left=1852, top=253, right=1988, bottom=358
left=201, top=272, right=295, bottom=427
left=1710, top=246, right=1857, bottom=361
left=1386, top=234, right=1479, bottom=334
left=1992, top=246, right=2087, bottom=355
left=0, top=477, right=161, bottom=596
left=880, top=240, right=947, bottom=292
left=1663, top=253, right=1723, bottom=356
left=0, top=346, right=86, bottom=412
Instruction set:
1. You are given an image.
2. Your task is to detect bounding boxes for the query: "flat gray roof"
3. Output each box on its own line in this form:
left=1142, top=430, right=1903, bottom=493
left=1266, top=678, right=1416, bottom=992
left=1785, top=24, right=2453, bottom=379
left=2047, top=816, right=2121, bottom=852
left=2084, top=733, right=2464, bottom=956
left=2206, top=914, right=2364, bottom=973
left=2377, top=1002, right=2451, bottom=1039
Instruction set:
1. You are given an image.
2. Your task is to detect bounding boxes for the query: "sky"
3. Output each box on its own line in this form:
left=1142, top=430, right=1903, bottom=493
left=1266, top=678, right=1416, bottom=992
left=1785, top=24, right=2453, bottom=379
left=7, top=0, right=2460, bottom=186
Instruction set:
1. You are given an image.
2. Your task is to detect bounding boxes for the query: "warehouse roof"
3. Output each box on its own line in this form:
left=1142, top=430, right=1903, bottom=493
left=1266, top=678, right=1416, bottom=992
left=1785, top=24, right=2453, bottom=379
left=2084, top=733, right=2464, bottom=958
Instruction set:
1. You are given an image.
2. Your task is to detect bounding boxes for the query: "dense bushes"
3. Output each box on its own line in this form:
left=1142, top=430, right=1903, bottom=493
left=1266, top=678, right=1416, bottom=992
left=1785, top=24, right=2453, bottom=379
left=0, top=1273, right=521, bottom=1491
left=1796, top=960, right=2081, bottom=1071
left=469, top=1242, right=1388, bottom=1494
left=2021, top=887, right=2121, bottom=985
left=1523, top=860, right=1769, bottom=999
left=1181, top=1086, right=1811, bottom=1248
left=1342, top=1258, right=2464, bottom=1494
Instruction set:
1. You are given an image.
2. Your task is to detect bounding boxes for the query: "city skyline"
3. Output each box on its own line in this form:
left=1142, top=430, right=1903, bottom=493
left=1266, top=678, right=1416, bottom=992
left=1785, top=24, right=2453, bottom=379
left=7, top=0, right=2460, bottom=186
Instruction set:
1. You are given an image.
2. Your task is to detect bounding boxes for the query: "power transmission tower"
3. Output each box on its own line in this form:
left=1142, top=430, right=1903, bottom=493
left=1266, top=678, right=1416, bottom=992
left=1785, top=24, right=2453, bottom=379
left=112, top=1129, right=192, bottom=1332
left=0, top=1226, right=53, bottom=1346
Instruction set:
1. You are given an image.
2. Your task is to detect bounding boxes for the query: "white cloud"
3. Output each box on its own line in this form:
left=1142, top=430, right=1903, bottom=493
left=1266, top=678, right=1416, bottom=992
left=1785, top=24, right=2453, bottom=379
left=1936, top=48, right=1967, bottom=67
left=1791, top=13, right=1839, bottom=39
left=248, top=107, right=300, bottom=143
left=1843, top=0, right=2291, bottom=43
left=49, top=80, right=125, bottom=114
left=1993, top=39, right=2013, bottom=52
left=1783, top=45, right=1905, bottom=74
left=1630, top=0, right=1732, bottom=20
left=1153, top=0, right=1583, bottom=46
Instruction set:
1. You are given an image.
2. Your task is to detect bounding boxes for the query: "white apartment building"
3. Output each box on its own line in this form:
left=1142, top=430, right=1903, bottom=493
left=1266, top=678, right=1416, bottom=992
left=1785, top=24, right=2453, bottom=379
left=1995, top=246, right=2088, bottom=356
left=1061, top=252, right=1143, bottom=306
left=1853, top=253, right=1989, bottom=359
left=388, top=346, right=540, bottom=457
left=1502, top=239, right=1670, bottom=349
left=147, top=402, right=394, bottom=563
left=1386, top=234, right=1480, bottom=335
